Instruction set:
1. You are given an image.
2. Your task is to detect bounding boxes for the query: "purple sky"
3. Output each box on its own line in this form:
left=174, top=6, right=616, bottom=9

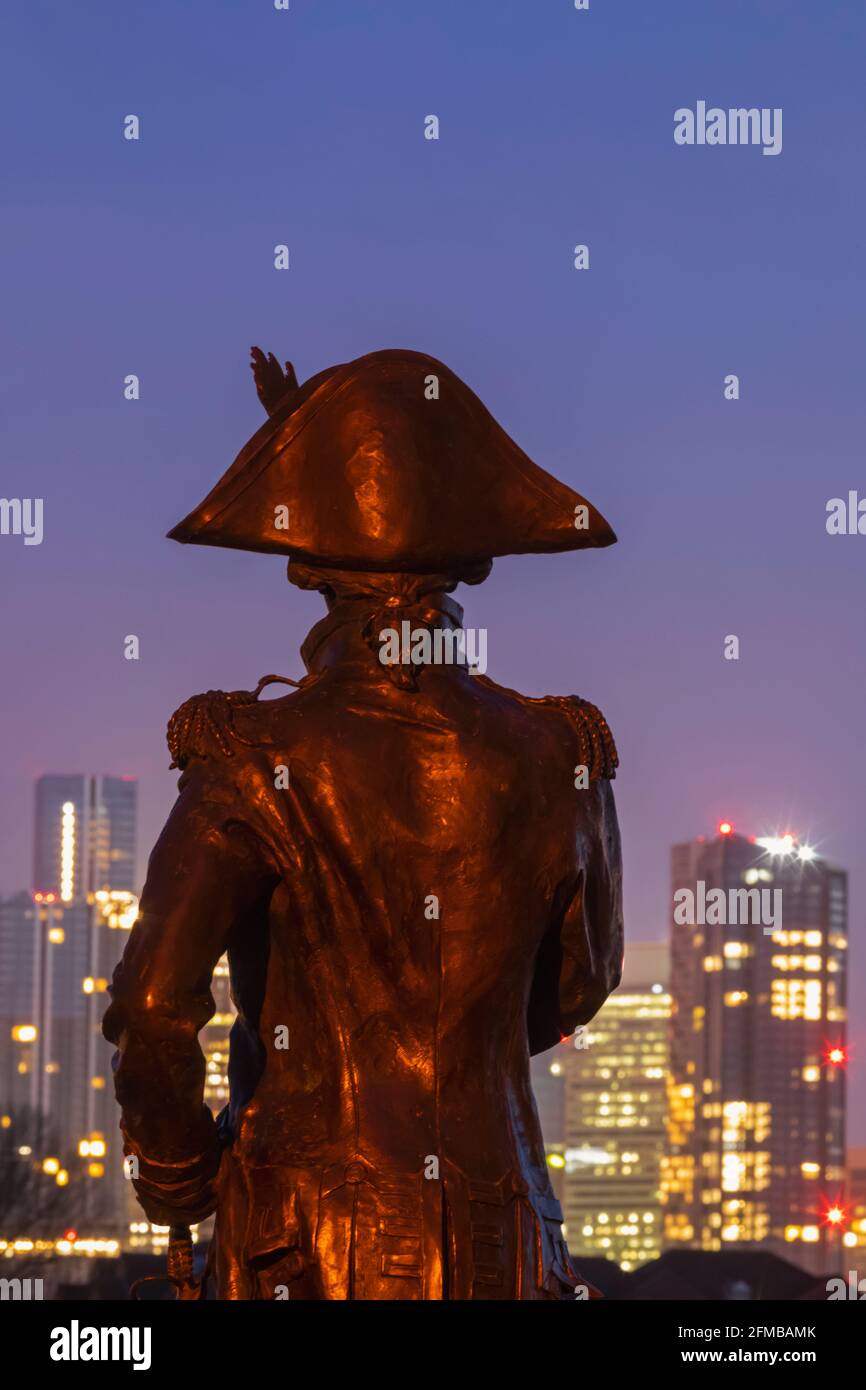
left=1, top=1, right=864, bottom=1138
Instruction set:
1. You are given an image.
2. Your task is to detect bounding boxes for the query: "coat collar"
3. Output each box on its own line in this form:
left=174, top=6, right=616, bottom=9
left=301, top=592, right=464, bottom=674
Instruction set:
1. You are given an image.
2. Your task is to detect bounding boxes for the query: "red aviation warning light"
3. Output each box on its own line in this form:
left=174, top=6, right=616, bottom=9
left=825, top=1044, right=848, bottom=1068
left=820, top=1198, right=847, bottom=1228
left=718, top=821, right=734, bottom=837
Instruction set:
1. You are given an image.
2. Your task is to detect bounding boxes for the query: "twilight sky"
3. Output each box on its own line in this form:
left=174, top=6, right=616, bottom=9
left=1, top=1, right=864, bottom=1135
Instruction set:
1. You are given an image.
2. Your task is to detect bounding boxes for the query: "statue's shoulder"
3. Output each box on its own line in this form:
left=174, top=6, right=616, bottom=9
left=166, top=674, right=312, bottom=769
left=473, top=676, right=618, bottom=781
left=551, top=693, right=619, bottom=781
left=166, top=687, right=259, bottom=769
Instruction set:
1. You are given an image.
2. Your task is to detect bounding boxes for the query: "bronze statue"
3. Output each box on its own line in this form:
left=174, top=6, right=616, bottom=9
left=103, top=347, right=624, bottom=1300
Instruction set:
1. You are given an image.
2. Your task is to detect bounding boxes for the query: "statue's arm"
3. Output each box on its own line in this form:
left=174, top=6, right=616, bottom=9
left=102, top=762, right=275, bottom=1225
left=528, top=778, right=624, bottom=1055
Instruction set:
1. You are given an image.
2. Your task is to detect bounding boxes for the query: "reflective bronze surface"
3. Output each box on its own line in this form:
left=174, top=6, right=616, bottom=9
left=103, top=348, right=623, bottom=1299
left=167, top=347, right=616, bottom=568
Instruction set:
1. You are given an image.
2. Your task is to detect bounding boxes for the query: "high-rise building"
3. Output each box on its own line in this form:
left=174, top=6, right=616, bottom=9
left=847, top=1147, right=866, bottom=1210
left=0, top=776, right=140, bottom=1233
left=663, top=824, right=847, bottom=1275
left=0, top=892, right=38, bottom=1111
left=529, top=1041, right=568, bottom=1203
left=843, top=1147, right=866, bottom=1261
left=561, top=942, right=670, bottom=1271
left=33, top=775, right=137, bottom=900
left=530, top=1043, right=566, bottom=1146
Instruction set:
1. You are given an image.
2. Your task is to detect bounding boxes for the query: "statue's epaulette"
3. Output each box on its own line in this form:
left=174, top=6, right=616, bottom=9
left=166, top=688, right=260, bottom=770
left=166, top=673, right=315, bottom=769
left=559, top=696, right=619, bottom=781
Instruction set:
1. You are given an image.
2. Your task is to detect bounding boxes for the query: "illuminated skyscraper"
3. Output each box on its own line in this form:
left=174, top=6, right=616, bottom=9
left=0, top=892, right=38, bottom=1112
left=5, top=776, right=141, bottom=1230
left=34, top=775, right=137, bottom=900
left=844, top=1148, right=866, bottom=1262
left=561, top=942, right=670, bottom=1271
left=530, top=1042, right=566, bottom=1145
left=529, top=1042, right=567, bottom=1202
left=664, top=824, right=847, bottom=1275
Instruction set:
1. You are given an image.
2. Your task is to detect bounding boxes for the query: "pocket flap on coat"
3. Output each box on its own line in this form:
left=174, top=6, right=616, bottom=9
left=243, top=1168, right=302, bottom=1262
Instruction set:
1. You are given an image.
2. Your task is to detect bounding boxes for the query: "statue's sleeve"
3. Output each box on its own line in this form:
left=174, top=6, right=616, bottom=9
left=102, top=754, right=276, bottom=1225
left=528, top=771, right=624, bottom=1056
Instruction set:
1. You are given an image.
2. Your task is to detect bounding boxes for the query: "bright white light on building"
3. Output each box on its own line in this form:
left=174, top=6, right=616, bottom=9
left=60, top=801, right=76, bottom=902
left=565, top=1146, right=612, bottom=1171
left=797, top=845, right=816, bottom=862
left=757, top=836, right=783, bottom=855
left=756, top=834, right=806, bottom=856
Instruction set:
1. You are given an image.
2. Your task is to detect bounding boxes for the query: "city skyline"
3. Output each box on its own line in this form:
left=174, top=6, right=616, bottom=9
left=3, top=786, right=862, bottom=1142
left=3, top=770, right=861, bottom=1286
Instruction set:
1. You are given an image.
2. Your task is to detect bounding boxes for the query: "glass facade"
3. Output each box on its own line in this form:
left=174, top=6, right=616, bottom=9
left=664, top=830, right=847, bottom=1275
left=0, top=775, right=139, bottom=1239
left=560, top=942, right=670, bottom=1271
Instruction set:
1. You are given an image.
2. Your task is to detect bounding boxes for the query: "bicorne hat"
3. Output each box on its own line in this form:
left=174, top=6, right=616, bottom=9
left=167, top=348, right=616, bottom=571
